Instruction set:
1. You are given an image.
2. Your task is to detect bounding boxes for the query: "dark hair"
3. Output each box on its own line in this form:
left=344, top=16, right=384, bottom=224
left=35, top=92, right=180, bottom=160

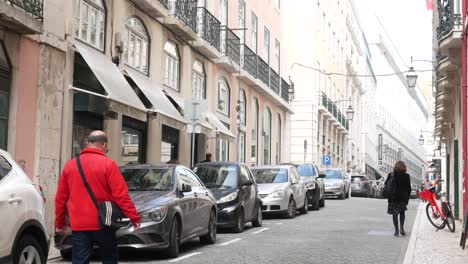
left=87, top=134, right=108, bottom=144
left=206, top=153, right=212, bottom=158
left=394, top=161, right=407, bottom=174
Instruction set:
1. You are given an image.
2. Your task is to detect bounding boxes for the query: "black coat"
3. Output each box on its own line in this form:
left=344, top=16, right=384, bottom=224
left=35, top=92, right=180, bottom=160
left=385, top=172, right=411, bottom=204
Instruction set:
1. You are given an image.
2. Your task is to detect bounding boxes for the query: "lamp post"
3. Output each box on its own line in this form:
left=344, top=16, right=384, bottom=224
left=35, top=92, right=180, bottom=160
left=419, top=129, right=434, bottom=145
left=332, top=99, right=355, bottom=121
left=406, top=56, right=433, bottom=89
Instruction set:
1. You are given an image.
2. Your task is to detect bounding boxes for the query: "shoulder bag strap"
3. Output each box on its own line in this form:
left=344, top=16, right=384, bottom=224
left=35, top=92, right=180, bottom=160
left=76, top=155, right=99, bottom=210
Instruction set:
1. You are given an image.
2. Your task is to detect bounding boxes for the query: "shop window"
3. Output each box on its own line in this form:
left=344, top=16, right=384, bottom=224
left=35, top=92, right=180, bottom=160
left=72, top=112, right=103, bottom=156
left=123, top=17, right=149, bottom=74
left=216, top=139, right=229, bottom=162
left=0, top=42, right=10, bottom=151
left=75, top=0, right=106, bottom=51
left=251, top=98, right=259, bottom=166
left=263, top=107, right=272, bottom=165
left=163, top=41, right=179, bottom=91
left=217, top=78, right=230, bottom=116
left=161, top=125, right=179, bottom=163
left=192, top=60, right=205, bottom=100
left=121, top=116, right=146, bottom=165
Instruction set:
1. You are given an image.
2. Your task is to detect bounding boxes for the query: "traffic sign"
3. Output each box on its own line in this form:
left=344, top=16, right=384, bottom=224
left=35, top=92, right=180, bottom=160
left=322, top=156, right=332, bottom=166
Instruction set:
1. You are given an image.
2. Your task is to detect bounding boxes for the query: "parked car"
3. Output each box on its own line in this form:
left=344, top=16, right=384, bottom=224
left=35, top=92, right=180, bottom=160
left=322, top=168, right=350, bottom=199
left=0, top=149, right=49, bottom=264
left=283, top=163, right=325, bottom=209
left=410, top=183, right=418, bottom=199
left=251, top=165, right=308, bottom=218
left=350, top=175, right=371, bottom=197
left=55, top=164, right=217, bottom=259
left=193, top=162, right=262, bottom=233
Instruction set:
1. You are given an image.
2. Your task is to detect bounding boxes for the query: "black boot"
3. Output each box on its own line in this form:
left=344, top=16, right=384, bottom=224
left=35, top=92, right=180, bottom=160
left=394, top=228, right=399, bottom=237
left=400, top=225, right=406, bottom=236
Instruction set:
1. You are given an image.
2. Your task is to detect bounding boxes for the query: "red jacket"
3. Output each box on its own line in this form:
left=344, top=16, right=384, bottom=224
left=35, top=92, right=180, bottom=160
left=55, top=148, right=140, bottom=231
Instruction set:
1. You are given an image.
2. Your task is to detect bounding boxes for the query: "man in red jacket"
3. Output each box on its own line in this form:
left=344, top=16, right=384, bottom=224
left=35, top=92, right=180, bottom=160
left=55, top=130, right=141, bottom=264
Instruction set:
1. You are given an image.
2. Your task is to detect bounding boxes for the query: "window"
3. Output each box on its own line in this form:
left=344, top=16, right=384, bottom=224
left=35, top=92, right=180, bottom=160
left=239, top=165, right=250, bottom=184
left=192, top=60, right=205, bottom=99
left=275, top=0, right=280, bottom=10
left=75, top=0, right=106, bottom=51
left=163, top=41, right=179, bottom=91
left=264, top=27, right=270, bottom=63
left=121, top=117, right=146, bottom=165
left=263, top=107, right=272, bottom=165
left=217, top=78, right=230, bottom=115
left=0, top=42, right=10, bottom=151
left=251, top=98, right=259, bottom=166
left=238, top=0, right=246, bottom=43
left=274, top=39, right=280, bottom=73
left=251, top=12, right=258, bottom=53
left=238, top=132, right=246, bottom=163
left=216, top=139, right=229, bottom=161
left=219, top=0, right=228, bottom=53
left=239, top=89, right=246, bottom=125
left=276, top=114, right=282, bottom=164
left=185, top=169, right=203, bottom=188
left=0, top=155, right=12, bottom=181
left=123, top=17, right=149, bottom=74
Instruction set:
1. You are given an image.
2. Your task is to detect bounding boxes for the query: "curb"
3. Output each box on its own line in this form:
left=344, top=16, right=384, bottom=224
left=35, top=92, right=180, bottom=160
left=402, top=202, right=423, bottom=264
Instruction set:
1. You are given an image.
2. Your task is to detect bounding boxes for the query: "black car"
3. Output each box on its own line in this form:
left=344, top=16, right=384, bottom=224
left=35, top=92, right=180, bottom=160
left=193, top=162, right=262, bottom=233
left=55, top=164, right=217, bottom=259
left=282, top=163, right=326, bottom=209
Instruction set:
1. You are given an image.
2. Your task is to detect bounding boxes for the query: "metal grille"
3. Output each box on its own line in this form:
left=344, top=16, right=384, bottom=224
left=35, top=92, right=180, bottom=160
left=197, top=7, right=221, bottom=51
left=257, top=56, right=269, bottom=87
left=3, top=0, right=44, bottom=20
left=270, top=69, right=280, bottom=94
left=225, top=28, right=240, bottom=65
left=168, top=0, right=198, bottom=32
left=243, top=45, right=257, bottom=78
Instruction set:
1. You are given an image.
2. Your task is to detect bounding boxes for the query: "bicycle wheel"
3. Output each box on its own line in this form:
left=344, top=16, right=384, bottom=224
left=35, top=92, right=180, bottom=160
left=446, top=216, right=456, bottom=232
left=426, top=203, right=446, bottom=229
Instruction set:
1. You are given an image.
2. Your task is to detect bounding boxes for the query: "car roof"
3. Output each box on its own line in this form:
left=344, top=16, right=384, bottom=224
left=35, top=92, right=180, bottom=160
left=194, top=161, right=245, bottom=167
left=120, top=163, right=180, bottom=170
left=351, top=175, right=368, bottom=177
left=252, top=165, right=294, bottom=170
left=281, top=162, right=316, bottom=167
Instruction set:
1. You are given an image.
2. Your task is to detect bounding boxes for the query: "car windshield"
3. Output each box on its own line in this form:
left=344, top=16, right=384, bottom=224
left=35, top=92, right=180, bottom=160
left=351, top=176, right=368, bottom=182
left=296, top=165, right=316, bottom=177
left=121, top=168, right=174, bottom=191
left=193, top=165, right=238, bottom=189
left=252, top=168, right=289, bottom=183
left=323, top=170, right=342, bottom=180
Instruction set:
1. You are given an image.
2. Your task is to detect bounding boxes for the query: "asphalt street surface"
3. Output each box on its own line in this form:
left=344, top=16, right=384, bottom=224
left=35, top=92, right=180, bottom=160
left=49, top=197, right=419, bottom=264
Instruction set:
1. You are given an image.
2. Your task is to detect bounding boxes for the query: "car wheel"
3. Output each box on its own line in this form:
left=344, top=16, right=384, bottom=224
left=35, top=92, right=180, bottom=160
left=252, top=203, right=263, bottom=227
left=60, top=249, right=72, bottom=261
left=338, top=191, right=345, bottom=200
left=285, top=198, right=296, bottom=219
left=165, top=217, right=180, bottom=258
left=299, top=195, right=308, bottom=214
left=232, top=208, right=245, bottom=233
left=13, top=234, right=46, bottom=264
left=319, top=195, right=325, bottom=207
left=311, top=190, right=320, bottom=210
left=200, top=209, right=217, bottom=244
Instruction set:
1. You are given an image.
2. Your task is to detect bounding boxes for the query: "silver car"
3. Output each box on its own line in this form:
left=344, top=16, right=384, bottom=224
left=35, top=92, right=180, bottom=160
left=322, top=168, right=350, bottom=199
left=251, top=166, right=308, bottom=218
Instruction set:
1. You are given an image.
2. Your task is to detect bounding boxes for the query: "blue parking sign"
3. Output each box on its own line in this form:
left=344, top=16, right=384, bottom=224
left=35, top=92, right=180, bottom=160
left=322, top=156, right=332, bottom=166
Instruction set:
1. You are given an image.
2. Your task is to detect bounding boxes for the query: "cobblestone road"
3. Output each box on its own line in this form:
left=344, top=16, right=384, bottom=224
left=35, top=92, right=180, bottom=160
left=49, top=197, right=419, bottom=264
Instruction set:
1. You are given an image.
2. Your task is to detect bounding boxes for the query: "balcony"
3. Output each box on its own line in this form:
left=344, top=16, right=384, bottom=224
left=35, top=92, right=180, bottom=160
left=0, top=0, right=43, bottom=34
left=437, top=0, right=462, bottom=52
left=280, top=78, right=291, bottom=102
left=270, top=69, right=280, bottom=94
left=191, top=7, right=222, bottom=59
left=237, top=45, right=258, bottom=85
left=215, top=27, right=240, bottom=73
left=257, top=57, right=270, bottom=87
left=128, top=0, right=169, bottom=18
left=318, top=92, right=349, bottom=132
left=163, top=0, right=198, bottom=41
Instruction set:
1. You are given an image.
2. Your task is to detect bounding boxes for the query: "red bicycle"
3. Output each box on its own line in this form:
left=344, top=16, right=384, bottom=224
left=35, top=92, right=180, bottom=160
left=419, top=179, right=455, bottom=232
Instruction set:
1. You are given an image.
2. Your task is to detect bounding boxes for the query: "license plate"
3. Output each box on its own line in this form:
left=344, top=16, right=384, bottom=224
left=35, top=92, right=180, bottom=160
left=351, top=183, right=358, bottom=188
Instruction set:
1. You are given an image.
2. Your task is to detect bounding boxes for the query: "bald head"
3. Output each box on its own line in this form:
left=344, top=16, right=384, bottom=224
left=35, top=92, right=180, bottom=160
left=87, top=130, right=108, bottom=150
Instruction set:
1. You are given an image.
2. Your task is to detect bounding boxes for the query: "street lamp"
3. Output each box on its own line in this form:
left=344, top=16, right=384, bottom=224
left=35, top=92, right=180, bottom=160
left=419, top=130, right=434, bottom=145
left=406, top=66, right=418, bottom=89
left=346, top=105, right=354, bottom=121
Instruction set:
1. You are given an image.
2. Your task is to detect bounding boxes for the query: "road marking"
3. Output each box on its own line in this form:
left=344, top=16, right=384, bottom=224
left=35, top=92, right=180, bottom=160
left=252, top=227, right=270, bottom=234
left=275, top=222, right=283, bottom=225
left=218, top=238, right=242, bottom=246
left=168, top=252, right=202, bottom=262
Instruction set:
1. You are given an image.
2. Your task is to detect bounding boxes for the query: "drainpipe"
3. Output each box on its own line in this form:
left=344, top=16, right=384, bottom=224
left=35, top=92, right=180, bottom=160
left=462, top=0, right=467, bottom=218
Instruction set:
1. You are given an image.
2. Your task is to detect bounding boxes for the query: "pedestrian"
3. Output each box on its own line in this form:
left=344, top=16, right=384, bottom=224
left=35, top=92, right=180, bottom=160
left=200, top=153, right=212, bottom=163
left=55, top=130, right=141, bottom=264
left=385, top=161, right=411, bottom=237
left=422, top=176, right=433, bottom=189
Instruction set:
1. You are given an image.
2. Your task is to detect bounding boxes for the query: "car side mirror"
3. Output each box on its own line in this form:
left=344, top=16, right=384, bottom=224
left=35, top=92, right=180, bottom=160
left=181, top=183, right=192, bottom=193
left=318, top=173, right=326, bottom=178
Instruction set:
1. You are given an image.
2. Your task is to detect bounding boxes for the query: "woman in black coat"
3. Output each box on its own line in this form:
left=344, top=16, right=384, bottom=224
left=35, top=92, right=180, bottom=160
left=385, top=161, right=412, bottom=236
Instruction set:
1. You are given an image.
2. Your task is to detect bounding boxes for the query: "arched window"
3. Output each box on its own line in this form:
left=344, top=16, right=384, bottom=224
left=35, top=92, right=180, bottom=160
left=263, top=107, right=272, bottom=165
left=276, top=114, right=282, bottom=164
left=75, top=0, right=106, bottom=51
left=217, top=78, right=230, bottom=116
left=124, top=17, right=149, bottom=74
left=192, top=60, right=205, bottom=99
left=239, top=90, right=247, bottom=125
left=0, top=42, right=11, bottom=150
left=164, top=41, right=179, bottom=91
left=251, top=98, right=259, bottom=166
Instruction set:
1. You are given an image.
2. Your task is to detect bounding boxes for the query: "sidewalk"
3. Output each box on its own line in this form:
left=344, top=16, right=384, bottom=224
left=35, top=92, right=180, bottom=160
left=403, top=203, right=468, bottom=264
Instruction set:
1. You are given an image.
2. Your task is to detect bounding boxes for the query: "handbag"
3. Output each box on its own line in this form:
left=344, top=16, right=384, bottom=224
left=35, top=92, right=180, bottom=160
left=76, top=155, right=126, bottom=230
left=382, top=173, right=396, bottom=199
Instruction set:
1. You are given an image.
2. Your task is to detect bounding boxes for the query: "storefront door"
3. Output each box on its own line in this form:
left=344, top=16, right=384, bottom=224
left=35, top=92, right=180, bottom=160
left=161, top=125, right=179, bottom=163
left=0, top=42, right=10, bottom=150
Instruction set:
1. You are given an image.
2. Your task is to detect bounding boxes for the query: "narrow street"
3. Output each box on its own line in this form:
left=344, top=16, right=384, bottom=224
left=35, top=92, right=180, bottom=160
left=49, top=198, right=419, bottom=264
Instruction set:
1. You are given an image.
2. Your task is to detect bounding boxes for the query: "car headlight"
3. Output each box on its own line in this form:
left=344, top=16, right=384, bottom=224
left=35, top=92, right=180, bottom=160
left=306, top=182, right=316, bottom=190
left=218, top=192, right=238, bottom=204
left=267, top=190, right=285, bottom=200
left=141, top=206, right=168, bottom=223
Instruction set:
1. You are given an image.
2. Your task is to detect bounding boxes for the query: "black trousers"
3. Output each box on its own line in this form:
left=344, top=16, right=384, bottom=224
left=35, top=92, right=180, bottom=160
left=71, top=229, right=118, bottom=264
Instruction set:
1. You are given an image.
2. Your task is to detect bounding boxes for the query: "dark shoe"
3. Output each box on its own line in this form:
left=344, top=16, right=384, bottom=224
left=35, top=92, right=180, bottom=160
left=400, top=226, right=406, bottom=236
left=394, top=229, right=399, bottom=237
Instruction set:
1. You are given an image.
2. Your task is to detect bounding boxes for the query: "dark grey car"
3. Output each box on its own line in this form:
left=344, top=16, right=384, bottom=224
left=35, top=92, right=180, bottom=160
left=54, top=164, right=218, bottom=259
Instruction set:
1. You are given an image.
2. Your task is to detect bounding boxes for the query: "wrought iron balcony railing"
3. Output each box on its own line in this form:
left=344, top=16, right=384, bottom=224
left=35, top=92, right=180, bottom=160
left=196, top=7, right=221, bottom=51
left=168, top=0, right=198, bottom=32
left=257, top=57, right=270, bottom=87
left=159, top=0, right=169, bottom=8
left=436, top=51, right=448, bottom=63
left=270, top=69, right=280, bottom=94
left=320, top=92, right=349, bottom=130
left=224, top=28, right=240, bottom=65
left=436, top=0, right=462, bottom=40
left=243, top=45, right=257, bottom=78
left=281, top=78, right=290, bottom=102
left=3, top=0, right=44, bottom=20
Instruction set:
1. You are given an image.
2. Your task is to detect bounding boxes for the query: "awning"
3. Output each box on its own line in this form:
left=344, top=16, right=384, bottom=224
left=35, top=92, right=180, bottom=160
left=203, top=112, right=235, bottom=141
left=73, top=41, right=146, bottom=111
left=124, top=68, right=186, bottom=124
left=163, top=89, right=185, bottom=111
